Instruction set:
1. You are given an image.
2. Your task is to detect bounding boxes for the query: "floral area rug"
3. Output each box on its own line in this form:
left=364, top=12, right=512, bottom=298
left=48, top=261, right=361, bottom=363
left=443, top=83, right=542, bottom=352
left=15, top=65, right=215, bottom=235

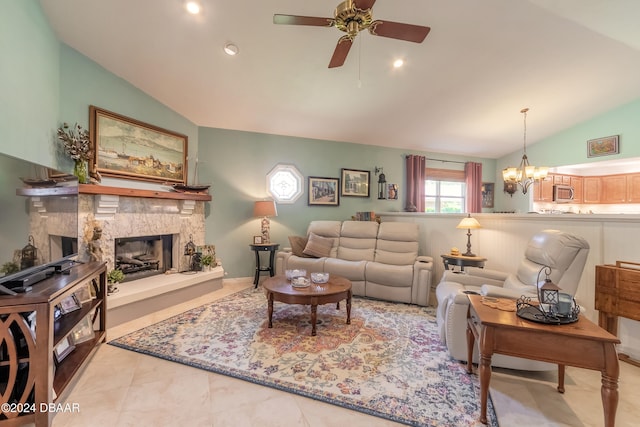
left=109, top=288, right=498, bottom=426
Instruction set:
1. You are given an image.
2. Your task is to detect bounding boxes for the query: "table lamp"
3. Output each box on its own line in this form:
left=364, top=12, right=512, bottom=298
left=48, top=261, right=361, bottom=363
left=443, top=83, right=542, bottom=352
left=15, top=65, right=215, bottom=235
left=253, top=200, right=277, bottom=243
left=456, top=214, right=481, bottom=257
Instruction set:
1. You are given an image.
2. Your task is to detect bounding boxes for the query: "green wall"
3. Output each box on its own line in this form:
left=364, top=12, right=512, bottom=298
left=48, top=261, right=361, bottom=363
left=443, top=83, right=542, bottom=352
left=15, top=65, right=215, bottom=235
left=0, top=0, right=59, bottom=165
left=57, top=46, right=199, bottom=178
left=198, top=128, right=494, bottom=277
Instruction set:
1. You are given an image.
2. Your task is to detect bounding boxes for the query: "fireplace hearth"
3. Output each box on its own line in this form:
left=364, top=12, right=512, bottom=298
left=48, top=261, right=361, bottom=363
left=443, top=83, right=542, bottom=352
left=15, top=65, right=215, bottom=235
left=115, top=234, right=173, bottom=282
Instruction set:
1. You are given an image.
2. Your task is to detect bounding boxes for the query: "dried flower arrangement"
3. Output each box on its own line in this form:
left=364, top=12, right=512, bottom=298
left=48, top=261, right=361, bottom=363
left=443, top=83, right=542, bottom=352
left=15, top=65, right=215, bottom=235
left=57, top=123, right=92, bottom=162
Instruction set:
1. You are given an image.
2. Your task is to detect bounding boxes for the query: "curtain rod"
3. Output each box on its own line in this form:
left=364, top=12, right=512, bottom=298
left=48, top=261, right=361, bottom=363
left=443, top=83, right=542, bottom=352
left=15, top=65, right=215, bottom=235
left=425, top=157, right=467, bottom=165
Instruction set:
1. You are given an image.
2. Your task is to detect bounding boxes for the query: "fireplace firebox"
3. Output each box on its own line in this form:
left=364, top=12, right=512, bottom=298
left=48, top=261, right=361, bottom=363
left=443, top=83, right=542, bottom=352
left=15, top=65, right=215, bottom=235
left=114, top=234, right=173, bottom=282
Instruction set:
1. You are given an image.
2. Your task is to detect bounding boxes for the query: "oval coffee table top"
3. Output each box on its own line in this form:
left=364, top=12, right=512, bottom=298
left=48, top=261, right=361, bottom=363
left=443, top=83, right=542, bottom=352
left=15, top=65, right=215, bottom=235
left=262, top=274, right=351, bottom=297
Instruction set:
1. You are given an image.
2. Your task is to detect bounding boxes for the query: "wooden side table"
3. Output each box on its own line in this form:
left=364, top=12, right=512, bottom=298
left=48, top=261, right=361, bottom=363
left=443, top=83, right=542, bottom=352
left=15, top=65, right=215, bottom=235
left=250, top=243, right=279, bottom=288
left=466, top=294, right=620, bottom=426
left=441, top=254, right=487, bottom=272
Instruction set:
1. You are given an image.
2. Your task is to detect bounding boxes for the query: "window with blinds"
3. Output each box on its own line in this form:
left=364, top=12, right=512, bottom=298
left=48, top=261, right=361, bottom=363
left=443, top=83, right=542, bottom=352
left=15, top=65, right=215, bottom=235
left=425, top=168, right=465, bottom=213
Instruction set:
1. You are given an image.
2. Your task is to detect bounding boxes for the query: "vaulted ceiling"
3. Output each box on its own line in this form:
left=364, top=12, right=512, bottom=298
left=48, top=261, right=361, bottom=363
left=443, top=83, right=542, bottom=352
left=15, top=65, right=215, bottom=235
left=40, top=0, right=640, bottom=158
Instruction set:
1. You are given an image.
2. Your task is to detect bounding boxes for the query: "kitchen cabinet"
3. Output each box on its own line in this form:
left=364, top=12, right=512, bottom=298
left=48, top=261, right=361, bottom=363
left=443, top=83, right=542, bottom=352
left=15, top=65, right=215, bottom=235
left=601, top=175, right=627, bottom=203
left=570, top=176, right=583, bottom=204
left=533, top=175, right=554, bottom=201
left=583, top=177, right=602, bottom=203
left=627, top=173, right=640, bottom=203
left=553, top=174, right=572, bottom=185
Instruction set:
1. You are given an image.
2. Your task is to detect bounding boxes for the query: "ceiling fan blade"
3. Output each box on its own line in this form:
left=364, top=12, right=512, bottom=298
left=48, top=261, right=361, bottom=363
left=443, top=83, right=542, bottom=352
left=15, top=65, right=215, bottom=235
left=369, top=20, right=431, bottom=43
left=328, top=36, right=353, bottom=68
left=354, top=0, right=376, bottom=10
left=273, top=14, right=333, bottom=27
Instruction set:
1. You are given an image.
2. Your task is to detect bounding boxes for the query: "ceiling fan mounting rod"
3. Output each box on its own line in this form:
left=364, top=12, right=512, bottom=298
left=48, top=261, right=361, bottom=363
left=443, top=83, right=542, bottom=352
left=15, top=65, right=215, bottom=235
left=334, top=0, right=373, bottom=37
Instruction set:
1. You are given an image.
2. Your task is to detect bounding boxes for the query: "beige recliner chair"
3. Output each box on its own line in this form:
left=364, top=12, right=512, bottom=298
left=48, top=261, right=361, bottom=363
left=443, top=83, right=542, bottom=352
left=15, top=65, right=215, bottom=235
left=435, top=229, right=590, bottom=370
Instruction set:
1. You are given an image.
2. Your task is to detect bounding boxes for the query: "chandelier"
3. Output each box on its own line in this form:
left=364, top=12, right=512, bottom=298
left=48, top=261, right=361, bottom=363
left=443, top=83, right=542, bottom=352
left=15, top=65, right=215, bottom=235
left=502, top=108, right=548, bottom=196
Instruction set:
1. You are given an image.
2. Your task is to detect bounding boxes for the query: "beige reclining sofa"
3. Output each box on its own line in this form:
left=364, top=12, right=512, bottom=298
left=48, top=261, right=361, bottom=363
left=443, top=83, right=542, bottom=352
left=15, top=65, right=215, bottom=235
left=276, top=220, right=433, bottom=306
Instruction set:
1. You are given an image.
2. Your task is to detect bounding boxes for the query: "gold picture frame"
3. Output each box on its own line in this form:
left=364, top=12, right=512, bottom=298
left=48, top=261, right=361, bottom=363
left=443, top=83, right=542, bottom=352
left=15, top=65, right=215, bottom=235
left=90, top=106, right=188, bottom=184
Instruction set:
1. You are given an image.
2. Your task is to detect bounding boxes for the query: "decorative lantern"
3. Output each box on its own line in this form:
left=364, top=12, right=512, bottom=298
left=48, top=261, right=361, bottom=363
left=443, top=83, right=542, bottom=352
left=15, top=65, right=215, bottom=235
left=538, top=269, right=561, bottom=310
left=516, top=265, right=579, bottom=324
left=183, top=234, right=197, bottom=273
left=375, top=167, right=386, bottom=200
left=21, top=235, right=38, bottom=270
left=183, top=234, right=196, bottom=256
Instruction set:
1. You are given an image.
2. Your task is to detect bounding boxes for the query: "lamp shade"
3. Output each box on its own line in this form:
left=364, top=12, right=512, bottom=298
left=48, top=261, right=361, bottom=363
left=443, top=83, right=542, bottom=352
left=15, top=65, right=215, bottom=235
left=456, top=216, right=481, bottom=230
left=253, top=200, right=277, bottom=217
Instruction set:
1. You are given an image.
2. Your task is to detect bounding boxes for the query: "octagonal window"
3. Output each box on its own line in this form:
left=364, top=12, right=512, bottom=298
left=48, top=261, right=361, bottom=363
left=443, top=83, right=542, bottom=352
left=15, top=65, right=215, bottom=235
left=267, top=164, right=303, bottom=204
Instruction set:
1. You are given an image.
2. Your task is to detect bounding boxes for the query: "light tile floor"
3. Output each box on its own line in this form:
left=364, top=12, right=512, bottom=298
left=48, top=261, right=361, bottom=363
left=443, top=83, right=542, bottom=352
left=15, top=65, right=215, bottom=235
left=49, top=278, right=639, bottom=427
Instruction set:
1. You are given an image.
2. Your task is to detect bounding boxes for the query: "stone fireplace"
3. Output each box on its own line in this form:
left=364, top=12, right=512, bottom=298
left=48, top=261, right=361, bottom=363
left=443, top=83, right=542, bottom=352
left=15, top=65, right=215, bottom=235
left=77, top=185, right=223, bottom=328
left=78, top=186, right=207, bottom=277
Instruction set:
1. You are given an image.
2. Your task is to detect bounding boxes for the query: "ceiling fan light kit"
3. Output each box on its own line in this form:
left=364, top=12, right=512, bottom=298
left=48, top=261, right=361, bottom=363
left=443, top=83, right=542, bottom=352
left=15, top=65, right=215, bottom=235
left=274, top=0, right=430, bottom=68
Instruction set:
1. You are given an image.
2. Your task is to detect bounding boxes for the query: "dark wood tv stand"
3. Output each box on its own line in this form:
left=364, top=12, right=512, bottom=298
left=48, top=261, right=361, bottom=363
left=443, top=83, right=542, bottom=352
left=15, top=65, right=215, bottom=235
left=0, top=261, right=107, bottom=426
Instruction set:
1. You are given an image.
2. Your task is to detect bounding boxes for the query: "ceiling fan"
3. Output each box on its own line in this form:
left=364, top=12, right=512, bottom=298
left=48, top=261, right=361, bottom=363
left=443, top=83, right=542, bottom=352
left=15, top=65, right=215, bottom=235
left=273, top=0, right=431, bottom=68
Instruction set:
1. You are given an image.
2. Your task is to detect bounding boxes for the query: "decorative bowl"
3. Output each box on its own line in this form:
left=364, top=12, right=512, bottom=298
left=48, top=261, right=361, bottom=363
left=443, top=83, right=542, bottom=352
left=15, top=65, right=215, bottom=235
left=291, top=276, right=310, bottom=288
left=285, top=269, right=306, bottom=280
left=310, top=272, right=329, bottom=284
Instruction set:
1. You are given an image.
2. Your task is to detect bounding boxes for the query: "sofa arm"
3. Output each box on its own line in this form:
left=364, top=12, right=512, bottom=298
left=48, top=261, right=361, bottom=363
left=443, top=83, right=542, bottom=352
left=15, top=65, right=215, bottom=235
left=416, top=255, right=434, bottom=264
left=275, top=250, right=292, bottom=275
left=441, top=269, right=506, bottom=288
left=435, top=280, right=473, bottom=360
left=412, top=258, right=433, bottom=306
left=480, top=285, right=523, bottom=299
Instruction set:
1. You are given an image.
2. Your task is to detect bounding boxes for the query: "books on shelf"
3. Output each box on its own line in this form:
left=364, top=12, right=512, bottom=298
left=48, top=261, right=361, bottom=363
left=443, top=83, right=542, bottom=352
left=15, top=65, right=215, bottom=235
left=354, top=211, right=376, bottom=221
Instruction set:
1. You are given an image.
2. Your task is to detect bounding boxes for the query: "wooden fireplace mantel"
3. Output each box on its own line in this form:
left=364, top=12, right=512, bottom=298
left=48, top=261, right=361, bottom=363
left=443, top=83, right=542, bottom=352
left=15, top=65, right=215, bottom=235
left=79, top=184, right=212, bottom=201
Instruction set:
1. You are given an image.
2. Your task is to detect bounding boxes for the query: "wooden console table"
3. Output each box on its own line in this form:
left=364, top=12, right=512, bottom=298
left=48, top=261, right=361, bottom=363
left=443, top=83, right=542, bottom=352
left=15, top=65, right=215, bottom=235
left=0, top=262, right=106, bottom=426
left=596, top=260, right=640, bottom=367
left=466, top=295, right=620, bottom=426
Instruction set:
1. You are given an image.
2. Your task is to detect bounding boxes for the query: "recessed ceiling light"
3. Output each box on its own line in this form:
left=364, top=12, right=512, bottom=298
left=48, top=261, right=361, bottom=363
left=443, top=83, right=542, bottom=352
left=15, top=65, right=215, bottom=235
left=393, top=59, right=404, bottom=68
left=185, top=1, right=201, bottom=15
left=224, top=43, right=239, bottom=56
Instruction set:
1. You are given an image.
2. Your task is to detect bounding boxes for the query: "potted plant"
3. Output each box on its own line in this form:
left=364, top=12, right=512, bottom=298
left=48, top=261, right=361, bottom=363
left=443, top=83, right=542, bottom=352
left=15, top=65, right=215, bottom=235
left=0, top=261, right=19, bottom=276
left=107, top=268, right=125, bottom=294
left=200, top=254, right=214, bottom=271
left=57, top=122, right=93, bottom=184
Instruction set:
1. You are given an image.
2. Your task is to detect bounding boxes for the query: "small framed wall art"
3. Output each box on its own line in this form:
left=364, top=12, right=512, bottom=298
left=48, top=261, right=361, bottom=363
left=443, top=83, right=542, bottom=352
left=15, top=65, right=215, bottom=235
left=587, top=135, right=619, bottom=158
left=481, top=182, right=495, bottom=208
left=308, top=176, right=340, bottom=206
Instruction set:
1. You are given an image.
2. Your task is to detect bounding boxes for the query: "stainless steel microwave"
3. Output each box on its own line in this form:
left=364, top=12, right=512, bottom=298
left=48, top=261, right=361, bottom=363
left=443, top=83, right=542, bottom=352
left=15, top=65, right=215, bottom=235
left=553, top=184, right=574, bottom=203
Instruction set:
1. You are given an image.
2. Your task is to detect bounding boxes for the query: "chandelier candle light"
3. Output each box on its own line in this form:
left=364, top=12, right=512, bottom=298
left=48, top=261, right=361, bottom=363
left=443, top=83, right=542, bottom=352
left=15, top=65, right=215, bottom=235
left=502, top=108, right=548, bottom=196
left=456, top=214, right=481, bottom=257
left=254, top=200, right=278, bottom=244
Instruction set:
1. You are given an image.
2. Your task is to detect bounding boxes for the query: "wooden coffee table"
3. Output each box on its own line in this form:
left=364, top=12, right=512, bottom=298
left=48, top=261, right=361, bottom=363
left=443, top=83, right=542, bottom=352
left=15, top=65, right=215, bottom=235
left=262, top=274, right=352, bottom=336
left=466, top=295, right=621, bottom=426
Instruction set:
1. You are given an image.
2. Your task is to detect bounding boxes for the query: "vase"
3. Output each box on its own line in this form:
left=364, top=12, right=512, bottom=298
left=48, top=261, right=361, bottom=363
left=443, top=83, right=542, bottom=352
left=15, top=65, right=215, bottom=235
left=73, top=160, right=89, bottom=184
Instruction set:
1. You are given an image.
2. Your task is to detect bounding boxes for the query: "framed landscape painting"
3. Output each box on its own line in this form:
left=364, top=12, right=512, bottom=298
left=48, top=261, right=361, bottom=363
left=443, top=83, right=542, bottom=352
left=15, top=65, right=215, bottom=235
left=90, top=106, right=188, bottom=184
left=587, top=135, right=619, bottom=158
left=308, top=177, right=339, bottom=206
left=341, top=168, right=370, bottom=197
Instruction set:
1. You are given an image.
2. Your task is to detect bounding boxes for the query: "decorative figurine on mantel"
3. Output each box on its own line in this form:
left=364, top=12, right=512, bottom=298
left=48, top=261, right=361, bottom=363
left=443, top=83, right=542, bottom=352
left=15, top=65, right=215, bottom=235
left=83, top=217, right=104, bottom=263
left=87, top=226, right=103, bottom=263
